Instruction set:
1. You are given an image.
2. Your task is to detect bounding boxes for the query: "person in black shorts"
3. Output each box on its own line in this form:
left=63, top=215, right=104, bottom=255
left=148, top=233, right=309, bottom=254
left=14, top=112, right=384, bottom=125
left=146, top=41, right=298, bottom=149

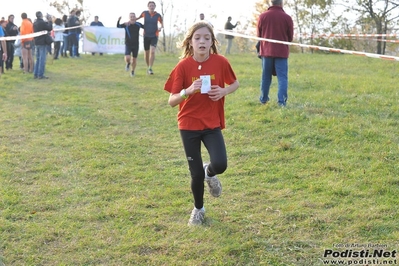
left=137, top=1, right=163, bottom=75
left=117, top=13, right=143, bottom=77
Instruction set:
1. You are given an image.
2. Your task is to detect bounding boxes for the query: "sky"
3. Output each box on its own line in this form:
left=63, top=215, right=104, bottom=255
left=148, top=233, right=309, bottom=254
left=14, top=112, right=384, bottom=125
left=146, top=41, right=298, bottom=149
left=3, top=0, right=259, bottom=33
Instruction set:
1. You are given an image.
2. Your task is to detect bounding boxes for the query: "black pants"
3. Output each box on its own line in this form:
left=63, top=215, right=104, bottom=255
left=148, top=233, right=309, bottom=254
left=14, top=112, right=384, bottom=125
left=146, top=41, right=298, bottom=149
left=6, top=41, right=15, bottom=69
left=180, top=128, right=227, bottom=209
left=68, top=33, right=78, bottom=57
left=53, top=41, right=61, bottom=59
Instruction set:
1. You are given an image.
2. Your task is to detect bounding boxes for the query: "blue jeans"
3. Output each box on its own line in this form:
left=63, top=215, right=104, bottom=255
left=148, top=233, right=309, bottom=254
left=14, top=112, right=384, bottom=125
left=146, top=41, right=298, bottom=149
left=260, top=57, right=288, bottom=106
left=34, top=45, right=47, bottom=78
left=68, top=33, right=78, bottom=57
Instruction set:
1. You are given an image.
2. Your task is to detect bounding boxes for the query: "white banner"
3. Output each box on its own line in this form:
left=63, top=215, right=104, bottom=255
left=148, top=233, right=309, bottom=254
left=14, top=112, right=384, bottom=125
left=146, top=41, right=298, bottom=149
left=82, top=26, right=125, bottom=54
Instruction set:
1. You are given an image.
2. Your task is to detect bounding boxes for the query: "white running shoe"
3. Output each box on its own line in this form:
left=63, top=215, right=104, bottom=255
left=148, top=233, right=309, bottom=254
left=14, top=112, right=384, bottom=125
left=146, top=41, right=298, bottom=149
left=188, top=207, right=205, bottom=226
left=204, top=164, right=222, bottom=197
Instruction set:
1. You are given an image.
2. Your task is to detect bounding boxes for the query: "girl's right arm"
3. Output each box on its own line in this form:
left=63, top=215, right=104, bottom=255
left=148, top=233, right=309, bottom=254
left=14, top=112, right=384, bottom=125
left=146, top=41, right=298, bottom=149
left=168, top=79, right=202, bottom=107
left=168, top=93, right=185, bottom=107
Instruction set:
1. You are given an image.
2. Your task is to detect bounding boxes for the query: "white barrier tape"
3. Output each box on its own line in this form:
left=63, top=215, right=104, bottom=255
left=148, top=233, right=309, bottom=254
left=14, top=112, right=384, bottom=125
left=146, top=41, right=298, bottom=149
left=0, top=25, right=83, bottom=41
left=337, top=36, right=399, bottom=43
left=216, top=29, right=399, bottom=62
left=53, top=25, right=82, bottom=32
left=296, top=33, right=399, bottom=38
left=0, top=30, right=48, bottom=41
left=317, top=36, right=399, bottom=43
left=371, top=39, right=399, bottom=43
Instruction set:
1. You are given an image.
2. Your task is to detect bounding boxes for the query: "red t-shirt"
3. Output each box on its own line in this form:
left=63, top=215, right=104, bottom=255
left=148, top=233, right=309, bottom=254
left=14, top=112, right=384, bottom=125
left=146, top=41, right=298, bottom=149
left=164, top=54, right=237, bottom=130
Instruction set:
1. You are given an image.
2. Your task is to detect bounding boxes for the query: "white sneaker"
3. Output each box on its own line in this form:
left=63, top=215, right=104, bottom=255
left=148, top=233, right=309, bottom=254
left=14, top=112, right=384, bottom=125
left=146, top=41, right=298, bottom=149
left=188, top=207, right=205, bottom=226
left=125, top=63, right=130, bottom=71
left=204, top=164, right=222, bottom=197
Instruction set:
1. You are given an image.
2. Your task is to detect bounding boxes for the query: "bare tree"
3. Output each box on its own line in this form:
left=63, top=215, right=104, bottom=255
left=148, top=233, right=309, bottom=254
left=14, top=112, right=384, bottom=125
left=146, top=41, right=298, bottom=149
left=46, top=0, right=89, bottom=24
left=286, top=0, right=334, bottom=53
left=158, top=0, right=167, bottom=53
left=251, top=0, right=269, bottom=29
left=347, top=0, right=399, bottom=54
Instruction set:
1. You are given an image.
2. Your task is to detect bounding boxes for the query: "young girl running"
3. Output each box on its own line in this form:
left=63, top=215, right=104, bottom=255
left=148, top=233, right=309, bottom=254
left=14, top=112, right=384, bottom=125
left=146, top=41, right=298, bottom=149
left=164, top=21, right=239, bottom=226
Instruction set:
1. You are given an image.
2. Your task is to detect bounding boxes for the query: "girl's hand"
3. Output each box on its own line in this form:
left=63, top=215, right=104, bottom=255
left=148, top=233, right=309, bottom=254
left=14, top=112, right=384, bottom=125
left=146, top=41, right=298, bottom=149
left=187, top=79, right=202, bottom=95
left=208, top=85, right=226, bottom=101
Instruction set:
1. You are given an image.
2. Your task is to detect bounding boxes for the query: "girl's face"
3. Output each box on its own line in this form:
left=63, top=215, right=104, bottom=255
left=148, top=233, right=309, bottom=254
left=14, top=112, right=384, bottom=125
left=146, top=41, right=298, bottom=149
left=190, top=27, right=212, bottom=56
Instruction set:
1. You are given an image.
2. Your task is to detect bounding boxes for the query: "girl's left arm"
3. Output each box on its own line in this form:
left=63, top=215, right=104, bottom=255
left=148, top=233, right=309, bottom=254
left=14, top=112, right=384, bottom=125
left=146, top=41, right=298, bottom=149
left=224, top=80, right=239, bottom=95
left=208, top=80, right=239, bottom=101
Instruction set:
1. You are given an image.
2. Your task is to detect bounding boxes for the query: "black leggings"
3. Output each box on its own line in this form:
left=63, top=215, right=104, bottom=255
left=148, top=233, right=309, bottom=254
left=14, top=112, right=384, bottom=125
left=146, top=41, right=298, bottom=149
left=180, top=128, right=227, bottom=209
left=53, top=41, right=61, bottom=59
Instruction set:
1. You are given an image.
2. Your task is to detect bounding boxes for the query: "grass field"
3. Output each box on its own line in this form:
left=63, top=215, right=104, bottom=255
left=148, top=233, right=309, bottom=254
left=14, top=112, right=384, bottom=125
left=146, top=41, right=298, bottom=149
left=1, top=50, right=398, bottom=265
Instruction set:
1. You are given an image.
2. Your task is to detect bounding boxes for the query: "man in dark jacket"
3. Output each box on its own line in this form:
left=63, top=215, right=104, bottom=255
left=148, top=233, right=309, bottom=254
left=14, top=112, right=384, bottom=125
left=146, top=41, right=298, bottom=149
left=257, top=0, right=293, bottom=106
left=224, top=16, right=238, bottom=54
left=5, top=15, right=19, bottom=70
left=33, top=11, right=53, bottom=79
left=67, top=10, right=80, bottom=57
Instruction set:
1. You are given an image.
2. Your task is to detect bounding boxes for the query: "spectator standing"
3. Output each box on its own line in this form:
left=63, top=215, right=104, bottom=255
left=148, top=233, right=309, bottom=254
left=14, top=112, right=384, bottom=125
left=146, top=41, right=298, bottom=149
left=67, top=10, right=80, bottom=58
left=5, top=15, right=19, bottom=70
left=13, top=32, right=23, bottom=69
left=20, top=13, right=34, bottom=74
left=75, top=10, right=82, bottom=57
left=0, top=19, right=7, bottom=74
left=90, top=15, right=104, bottom=27
left=117, top=13, right=143, bottom=77
left=33, top=11, right=53, bottom=79
left=90, top=16, right=104, bottom=55
left=53, top=18, right=64, bottom=60
left=199, top=13, right=213, bottom=27
left=0, top=24, right=7, bottom=77
left=137, top=1, right=163, bottom=75
left=163, top=21, right=239, bottom=226
left=224, top=16, right=238, bottom=54
left=61, top=14, right=69, bottom=57
left=257, top=0, right=293, bottom=106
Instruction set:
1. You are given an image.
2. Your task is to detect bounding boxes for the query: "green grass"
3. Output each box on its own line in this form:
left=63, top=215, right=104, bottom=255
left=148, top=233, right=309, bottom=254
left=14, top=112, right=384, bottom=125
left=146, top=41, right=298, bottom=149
left=1, top=51, right=398, bottom=265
